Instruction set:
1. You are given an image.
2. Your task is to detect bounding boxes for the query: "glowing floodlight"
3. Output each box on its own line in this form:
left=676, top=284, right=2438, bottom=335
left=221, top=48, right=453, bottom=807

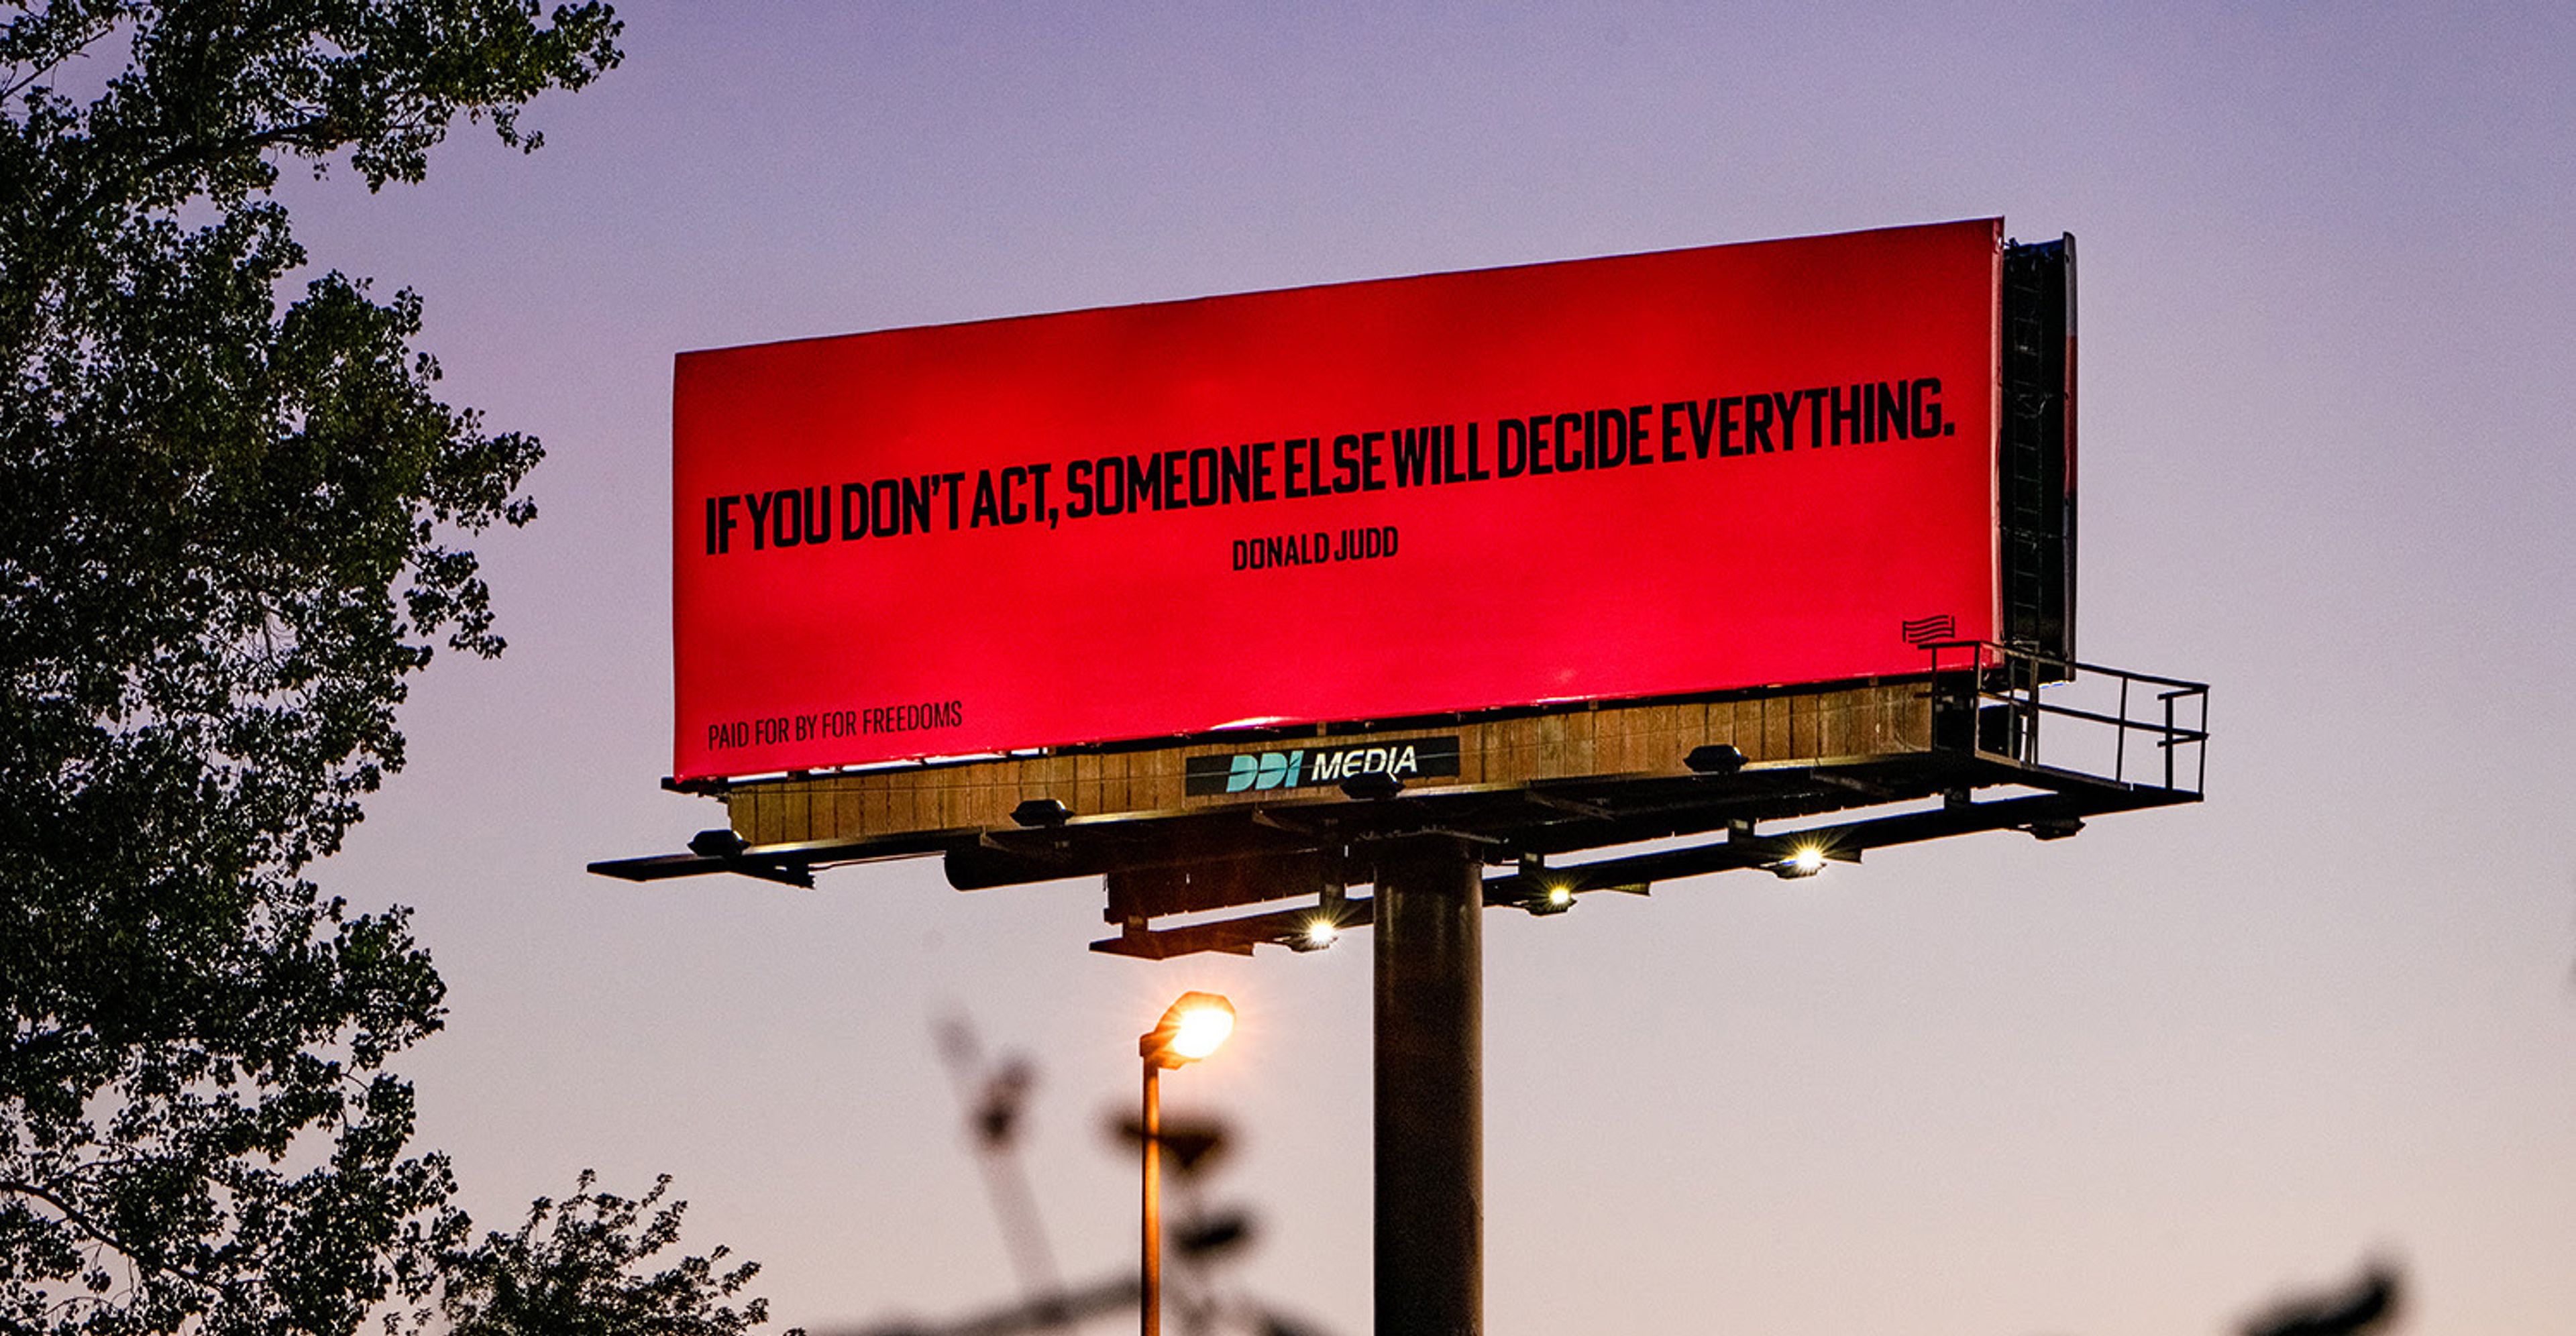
left=1771, top=844, right=1829, bottom=879
left=1519, top=880, right=1576, bottom=916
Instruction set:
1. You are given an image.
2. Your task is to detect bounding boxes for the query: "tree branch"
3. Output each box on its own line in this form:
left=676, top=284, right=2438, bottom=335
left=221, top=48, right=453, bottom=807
left=0, top=8, right=121, bottom=104
left=1, top=1174, right=226, bottom=1292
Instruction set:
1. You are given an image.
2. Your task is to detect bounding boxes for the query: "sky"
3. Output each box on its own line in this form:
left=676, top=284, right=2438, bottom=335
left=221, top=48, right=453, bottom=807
left=272, top=3, right=2576, bottom=1333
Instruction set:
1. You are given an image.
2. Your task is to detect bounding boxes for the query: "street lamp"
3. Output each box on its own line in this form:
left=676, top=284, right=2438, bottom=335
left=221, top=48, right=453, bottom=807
left=1138, top=991, right=1234, bottom=1336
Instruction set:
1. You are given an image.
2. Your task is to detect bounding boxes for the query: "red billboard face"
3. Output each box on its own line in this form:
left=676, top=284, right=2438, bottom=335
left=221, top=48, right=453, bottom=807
left=673, top=219, right=2002, bottom=783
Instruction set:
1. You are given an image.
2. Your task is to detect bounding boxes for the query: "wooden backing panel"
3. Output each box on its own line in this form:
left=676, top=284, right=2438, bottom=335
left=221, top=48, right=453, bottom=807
left=1140, top=751, right=1184, bottom=809
left=1817, top=697, right=1849, bottom=757
left=731, top=682, right=1937, bottom=845
left=1725, top=698, right=1758, bottom=757
left=1761, top=696, right=1792, bottom=761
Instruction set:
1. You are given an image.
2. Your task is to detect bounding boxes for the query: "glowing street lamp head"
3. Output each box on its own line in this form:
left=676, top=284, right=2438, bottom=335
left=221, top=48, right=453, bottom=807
left=1170, top=1005, right=1234, bottom=1060
left=1304, top=917, right=1339, bottom=949
left=1142, top=991, right=1236, bottom=1066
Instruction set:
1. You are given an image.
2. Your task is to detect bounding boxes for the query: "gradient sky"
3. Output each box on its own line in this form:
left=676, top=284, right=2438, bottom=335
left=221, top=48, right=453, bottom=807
left=281, top=4, right=2575, bottom=1333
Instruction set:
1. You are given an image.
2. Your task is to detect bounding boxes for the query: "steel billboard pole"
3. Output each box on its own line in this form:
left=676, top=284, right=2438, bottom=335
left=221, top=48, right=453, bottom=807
left=1373, top=837, right=1483, bottom=1335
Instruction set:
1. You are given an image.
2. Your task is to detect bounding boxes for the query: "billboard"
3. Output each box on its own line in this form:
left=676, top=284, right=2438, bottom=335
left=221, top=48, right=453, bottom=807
left=672, top=218, right=2007, bottom=784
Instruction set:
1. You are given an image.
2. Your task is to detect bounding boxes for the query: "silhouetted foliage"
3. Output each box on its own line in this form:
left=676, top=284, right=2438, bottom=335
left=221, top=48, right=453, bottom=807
left=433, top=1172, right=797, bottom=1336
left=2239, top=1257, right=2403, bottom=1336
left=933, top=1014, right=1063, bottom=1299
left=0, top=4, right=629, bottom=1333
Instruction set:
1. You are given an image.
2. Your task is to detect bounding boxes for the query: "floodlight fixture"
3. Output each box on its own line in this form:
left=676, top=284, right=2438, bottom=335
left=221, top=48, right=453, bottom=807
left=1011, top=797, right=1073, bottom=828
left=1770, top=844, right=1828, bottom=879
left=1296, top=917, right=1340, bottom=951
left=687, top=828, right=748, bottom=859
left=1684, top=744, right=1748, bottom=775
left=1523, top=882, right=1576, bottom=915
left=1340, top=771, right=1404, bottom=801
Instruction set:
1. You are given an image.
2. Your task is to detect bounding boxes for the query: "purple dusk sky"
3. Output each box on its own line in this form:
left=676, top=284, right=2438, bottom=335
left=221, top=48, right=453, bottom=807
left=277, top=4, right=2573, bottom=1333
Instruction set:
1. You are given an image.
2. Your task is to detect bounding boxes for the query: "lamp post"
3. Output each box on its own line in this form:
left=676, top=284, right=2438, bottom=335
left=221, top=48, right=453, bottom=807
left=1137, top=991, right=1234, bottom=1336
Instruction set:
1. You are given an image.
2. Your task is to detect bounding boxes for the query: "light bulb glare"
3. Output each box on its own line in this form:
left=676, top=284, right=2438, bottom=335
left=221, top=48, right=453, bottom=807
left=1169, top=1005, right=1234, bottom=1060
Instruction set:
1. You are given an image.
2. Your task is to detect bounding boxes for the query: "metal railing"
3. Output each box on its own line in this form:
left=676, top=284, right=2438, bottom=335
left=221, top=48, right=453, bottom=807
left=1924, top=641, right=2208, bottom=795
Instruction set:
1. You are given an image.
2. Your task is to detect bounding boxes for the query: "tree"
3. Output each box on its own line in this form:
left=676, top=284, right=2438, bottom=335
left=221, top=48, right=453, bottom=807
left=0, top=6, right=759, bottom=1334
left=433, top=1173, right=786, bottom=1336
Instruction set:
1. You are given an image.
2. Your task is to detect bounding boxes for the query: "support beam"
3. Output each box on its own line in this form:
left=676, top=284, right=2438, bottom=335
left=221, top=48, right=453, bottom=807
left=1373, top=837, right=1483, bottom=1335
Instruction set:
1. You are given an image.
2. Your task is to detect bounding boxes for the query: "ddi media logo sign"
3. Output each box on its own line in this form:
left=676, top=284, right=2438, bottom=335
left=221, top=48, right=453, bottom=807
left=1184, top=736, right=1463, bottom=797
left=1227, top=749, right=1307, bottom=792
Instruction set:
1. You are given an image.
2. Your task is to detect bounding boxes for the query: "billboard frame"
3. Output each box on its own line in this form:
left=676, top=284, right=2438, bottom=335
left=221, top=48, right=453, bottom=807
left=668, top=219, right=2042, bottom=787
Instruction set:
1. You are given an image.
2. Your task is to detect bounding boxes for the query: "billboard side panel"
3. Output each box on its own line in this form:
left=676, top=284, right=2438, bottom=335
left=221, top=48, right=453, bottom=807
left=1999, top=233, right=2076, bottom=661
left=673, top=219, right=2004, bottom=782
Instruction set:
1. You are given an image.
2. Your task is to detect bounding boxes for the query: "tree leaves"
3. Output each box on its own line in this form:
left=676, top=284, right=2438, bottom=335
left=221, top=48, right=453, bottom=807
left=433, top=1174, right=798, bottom=1336
left=0, top=5, right=647, bottom=1334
